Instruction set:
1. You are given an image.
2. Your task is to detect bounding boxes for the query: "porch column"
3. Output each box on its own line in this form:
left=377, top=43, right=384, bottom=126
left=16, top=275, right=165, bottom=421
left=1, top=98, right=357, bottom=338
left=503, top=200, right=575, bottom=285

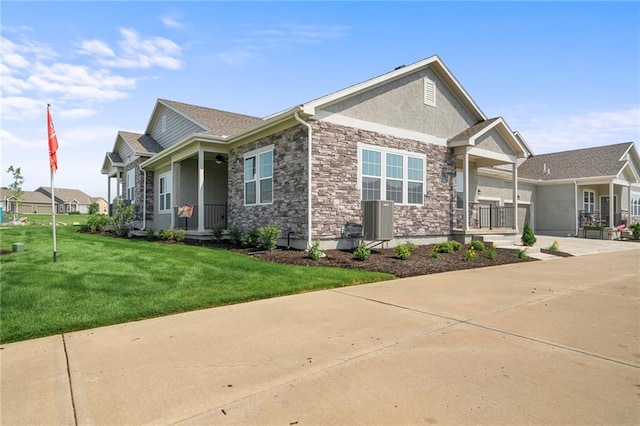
left=463, top=150, right=470, bottom=231
left=107, top=175, right=111, bottom=216
left=198, top=147, right=205, bottom=232
left=609, top=181, right=614, bottom=227
left=170, top=162, right=175, bottom=229
left=512, top=162, right=518, bottom=230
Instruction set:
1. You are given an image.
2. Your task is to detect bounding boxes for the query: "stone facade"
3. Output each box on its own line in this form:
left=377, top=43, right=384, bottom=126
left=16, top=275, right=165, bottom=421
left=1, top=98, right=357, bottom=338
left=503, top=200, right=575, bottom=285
left=311, top=121, right=456, bottom=239
left=124, top=159, right=154, bottom=222
left=228, top=125, right=309, bottom=237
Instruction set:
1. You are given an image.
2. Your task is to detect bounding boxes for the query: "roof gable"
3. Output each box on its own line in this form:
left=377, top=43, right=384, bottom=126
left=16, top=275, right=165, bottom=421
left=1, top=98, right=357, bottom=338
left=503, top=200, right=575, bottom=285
left=518, top=142, right=636, bottom=181
left=147, top=99, right=263, bottom=139
left=118, top=131, right=162, bottom=156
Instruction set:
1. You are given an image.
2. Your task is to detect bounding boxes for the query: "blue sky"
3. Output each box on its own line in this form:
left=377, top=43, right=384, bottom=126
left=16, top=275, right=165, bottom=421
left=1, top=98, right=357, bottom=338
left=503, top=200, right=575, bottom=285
left=2, top=1, right=639, bottom=199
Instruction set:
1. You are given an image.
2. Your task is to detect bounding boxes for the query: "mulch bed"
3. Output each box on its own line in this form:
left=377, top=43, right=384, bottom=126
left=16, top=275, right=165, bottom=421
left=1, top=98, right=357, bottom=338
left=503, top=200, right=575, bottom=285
left=230, top=245, right=541, bottom=279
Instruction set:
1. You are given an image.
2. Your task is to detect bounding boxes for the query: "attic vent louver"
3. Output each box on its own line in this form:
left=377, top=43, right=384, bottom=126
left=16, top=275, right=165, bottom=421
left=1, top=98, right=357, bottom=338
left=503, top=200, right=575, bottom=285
left=424, top=78, right=436, bottom=107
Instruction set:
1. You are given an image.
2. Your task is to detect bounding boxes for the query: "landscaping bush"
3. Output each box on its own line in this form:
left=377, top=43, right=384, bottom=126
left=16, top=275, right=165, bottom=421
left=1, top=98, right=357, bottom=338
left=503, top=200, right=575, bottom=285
left=84, top=213, right=111, bottom=233
left=394, top=243, right=412, bottom=260
left=307, top=240, right=324, bottom=261
left=428, top=250, right=441, bottom=259
left=468, top=240, right=485, bottom=251
left=464, top=248, right=477, bottom=261
left=515, top=249, right=528, bottom=259
left=631, top=223, right=640, bottom=240
left=258, top=222, right=281, bottom=251
left=211, top=225, right=225, bottom=242
left=521, top=222, right=536, bottom=247
left=112, top=198, right=137, bottom=237
left=146, top=229, right=156, bottom=240
left=228, top=225, right=243, bottom=246
left=174, top=229, right=186, bottom=242
left=159, top=229, right=174, bottom=241
left=449, top=240, right=463, bottom=251
left=547, top=240, right=560, bottom=252
left=242, top=228, right=260, bottom=248
left=485, top=248, right=497, bottom=259
left=353, top=242, right=371, bottom=261
left=433, top=241, right=454, bottom=253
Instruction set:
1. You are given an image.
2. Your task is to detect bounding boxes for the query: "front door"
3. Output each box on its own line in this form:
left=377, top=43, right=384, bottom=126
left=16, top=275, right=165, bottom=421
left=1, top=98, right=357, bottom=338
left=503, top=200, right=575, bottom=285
left=600, top=195, right=617, bottom=226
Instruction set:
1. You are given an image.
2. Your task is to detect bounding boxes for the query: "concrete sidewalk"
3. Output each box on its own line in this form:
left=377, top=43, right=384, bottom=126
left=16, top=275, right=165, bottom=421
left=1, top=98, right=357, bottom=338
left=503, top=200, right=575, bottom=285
left=2, top=244, right=639, bottom=425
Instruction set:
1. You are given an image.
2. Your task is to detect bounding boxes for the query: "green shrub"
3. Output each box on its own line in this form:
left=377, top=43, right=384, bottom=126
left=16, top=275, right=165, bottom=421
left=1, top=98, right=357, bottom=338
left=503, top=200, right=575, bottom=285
left=485, top=248, right=497, bottom=259
left=159, top=229, right=174, bottom=241
left=85, top=213, right=111, bottom=233
left=174, top=229, right=186, bottom=242
left=631, top=223, right=640, bottom=240
left=547, top=240, right=560, bottom=252
left=112, top=198, right=137, bottom=237
left=211, top=225, right=225, bottom=242
left=468, top=240, right=485, bottom=251
left=146, top=229, right=156, bottom=240
left=521, top=222, right=536, bottom=247
left=449, top=240, right=463, bottom=251
left=464, top=248, right=477, bottom=261
left=394, top=244, right=412, bottom=260
left=88, top=202, right=99, bottom=215
left=228, top=225, right=243, bottom=246
left=242, top=228, right=260, bottom=248
left=307, top=240, right=324, bottom=261
left=353, top=242, right=371, bottom=261
left=433, top=242, right=454, bottom=253
left=428, top=250, right=441, bottom=259
left=404, top=241, right=418, bottom=253
left=68, top=211, right=81, bottom=215
left=258, top=222, right=281, bottom=251
left=515, top=249, right=528, bottom=259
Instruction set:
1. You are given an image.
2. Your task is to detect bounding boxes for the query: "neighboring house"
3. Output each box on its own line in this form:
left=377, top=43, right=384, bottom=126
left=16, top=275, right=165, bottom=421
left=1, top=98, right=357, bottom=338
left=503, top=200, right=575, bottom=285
left=35, top=187, right=96, bottom=214
left=0, top=188, right=54, bottom=215
left=519, top=143, right=640, bottom=236
left=91, top=197, right=109, bottom=214
left=102, top=55, right=535, bottom=249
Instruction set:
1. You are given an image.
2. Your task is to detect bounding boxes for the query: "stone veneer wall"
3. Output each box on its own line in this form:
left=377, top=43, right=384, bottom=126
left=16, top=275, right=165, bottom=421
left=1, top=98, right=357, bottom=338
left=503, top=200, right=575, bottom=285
left=311, top=121, right=456, bottom=239
left=228, top=125, right=309, bottom=236
left=123, top=158, right=154, bottom=222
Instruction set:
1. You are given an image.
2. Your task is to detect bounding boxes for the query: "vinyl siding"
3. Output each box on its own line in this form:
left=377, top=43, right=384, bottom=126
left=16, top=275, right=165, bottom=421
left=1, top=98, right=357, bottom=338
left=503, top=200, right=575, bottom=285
left=150, top=105, right=207, bottom=149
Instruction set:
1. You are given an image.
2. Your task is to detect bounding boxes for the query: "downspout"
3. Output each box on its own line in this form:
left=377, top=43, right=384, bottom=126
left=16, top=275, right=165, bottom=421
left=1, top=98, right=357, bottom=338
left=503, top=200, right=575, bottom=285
left=139, top=164, right=146, bottom=231
left=574, top=180, right=578, bottom=237
left=294, top=110, right=313, bottom=249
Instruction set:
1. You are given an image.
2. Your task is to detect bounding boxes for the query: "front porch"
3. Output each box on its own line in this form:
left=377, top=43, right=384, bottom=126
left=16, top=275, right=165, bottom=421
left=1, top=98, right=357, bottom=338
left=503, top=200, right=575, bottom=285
left=173, top=204, right=227, bottom=230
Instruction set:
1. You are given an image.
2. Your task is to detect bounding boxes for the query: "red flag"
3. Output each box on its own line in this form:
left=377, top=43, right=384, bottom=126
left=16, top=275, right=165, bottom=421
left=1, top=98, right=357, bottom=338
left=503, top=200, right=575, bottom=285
left=47, top=105, right=59, bottom=172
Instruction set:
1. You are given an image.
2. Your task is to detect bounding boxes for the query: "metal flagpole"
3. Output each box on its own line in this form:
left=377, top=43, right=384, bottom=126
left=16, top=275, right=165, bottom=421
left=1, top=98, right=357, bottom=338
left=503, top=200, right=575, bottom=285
left=51, top=169, right=57, bottom=262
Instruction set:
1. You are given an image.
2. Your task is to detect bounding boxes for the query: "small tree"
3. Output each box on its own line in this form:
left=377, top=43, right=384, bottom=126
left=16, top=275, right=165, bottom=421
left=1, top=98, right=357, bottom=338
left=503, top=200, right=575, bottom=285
left=6, top=166, right=24, bottom=216
left=112, top=198, right=137, bottom=237
left=88, top=202, right=99, bottom=215
left=521, top=222, right=537, bottom=247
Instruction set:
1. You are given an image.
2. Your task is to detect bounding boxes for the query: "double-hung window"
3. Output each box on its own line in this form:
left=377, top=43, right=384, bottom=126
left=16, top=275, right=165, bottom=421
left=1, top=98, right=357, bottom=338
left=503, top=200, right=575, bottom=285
left=244, top=146, right=273, bottom=205
left=359, top=144, right=425, bottom=205
left=583, top=190, right=595, bottom=213
left=126, top=169, right=135, bottom=204
left=631, top=190, right=640, bottom=217
left=159, top=172, right=172, bottom=213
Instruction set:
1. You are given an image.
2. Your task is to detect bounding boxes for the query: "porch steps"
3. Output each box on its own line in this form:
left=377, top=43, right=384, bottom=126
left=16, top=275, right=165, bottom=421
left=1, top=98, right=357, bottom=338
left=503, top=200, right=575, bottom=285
left=473, top=234, right=518, bottom=248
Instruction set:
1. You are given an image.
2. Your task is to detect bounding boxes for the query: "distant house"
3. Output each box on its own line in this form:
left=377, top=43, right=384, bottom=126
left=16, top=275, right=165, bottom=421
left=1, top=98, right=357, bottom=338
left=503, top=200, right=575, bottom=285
left=91, top=197, right=108, bottom=214
left=36, top=187, right=96, bottom=214
left=0, top=189, right=54, bottom=214
left=100, top=55, right=638, bottom=247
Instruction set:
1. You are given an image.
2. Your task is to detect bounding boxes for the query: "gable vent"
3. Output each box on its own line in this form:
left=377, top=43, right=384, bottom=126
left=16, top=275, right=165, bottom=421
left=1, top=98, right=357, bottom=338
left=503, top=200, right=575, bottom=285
left=424, top=78, right=436, bottom=107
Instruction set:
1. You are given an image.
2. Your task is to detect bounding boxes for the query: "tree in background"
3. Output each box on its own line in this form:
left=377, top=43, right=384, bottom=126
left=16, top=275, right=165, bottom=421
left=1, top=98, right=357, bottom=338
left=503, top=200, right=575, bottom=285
left=6, top=166, right=24, bottom=217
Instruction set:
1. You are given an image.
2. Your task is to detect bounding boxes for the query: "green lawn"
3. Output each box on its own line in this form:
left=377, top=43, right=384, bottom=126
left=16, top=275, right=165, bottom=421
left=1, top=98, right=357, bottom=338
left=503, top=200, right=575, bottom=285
left=0, top=226, right=392, bottom=343
left=1, top=212, right=88, bottom=226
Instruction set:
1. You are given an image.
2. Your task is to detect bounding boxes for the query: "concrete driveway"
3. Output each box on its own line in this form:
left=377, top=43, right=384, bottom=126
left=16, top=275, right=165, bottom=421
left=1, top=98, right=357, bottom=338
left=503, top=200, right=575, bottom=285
left=2, top=241, right=639, bottom=425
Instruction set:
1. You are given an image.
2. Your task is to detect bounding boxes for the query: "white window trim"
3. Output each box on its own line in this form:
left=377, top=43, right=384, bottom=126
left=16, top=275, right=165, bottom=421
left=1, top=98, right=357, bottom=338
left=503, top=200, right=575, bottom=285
left=583, top=189, right=595, bottom=213
left=159, top=171, right=172, bottom=214
left=243, top=144, right=274, bottom=206
left=630, top=190, right=640, bottom=217
left=357, top=142, right=426, bottom=206
left=126, top=169, right=135, bottom=204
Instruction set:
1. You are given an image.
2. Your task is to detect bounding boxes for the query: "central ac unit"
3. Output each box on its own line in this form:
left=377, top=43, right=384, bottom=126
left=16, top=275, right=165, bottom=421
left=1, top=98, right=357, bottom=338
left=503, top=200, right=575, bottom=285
left=362, top=200, right=394, bottom=240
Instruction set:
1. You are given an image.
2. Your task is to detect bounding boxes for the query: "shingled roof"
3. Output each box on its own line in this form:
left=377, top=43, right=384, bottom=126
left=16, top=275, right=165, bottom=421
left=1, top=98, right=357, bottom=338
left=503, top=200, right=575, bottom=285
left=36, top=187, right=94, bottom=204
left=518, top=142, right=634, bottom=181
left=159, top=99, right=264, bottom=138
left=449, top=118, right=500, bottom=142
left=119, top=131, right=163, bottom=155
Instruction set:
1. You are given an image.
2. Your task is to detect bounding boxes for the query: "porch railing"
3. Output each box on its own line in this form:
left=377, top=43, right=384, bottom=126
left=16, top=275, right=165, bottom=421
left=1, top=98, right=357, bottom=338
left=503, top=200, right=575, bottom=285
left=478, top=206, right=515, bottom=229
left=174, top=204, right=227, bottom=230
left=578, top=210, right=623, bottom=228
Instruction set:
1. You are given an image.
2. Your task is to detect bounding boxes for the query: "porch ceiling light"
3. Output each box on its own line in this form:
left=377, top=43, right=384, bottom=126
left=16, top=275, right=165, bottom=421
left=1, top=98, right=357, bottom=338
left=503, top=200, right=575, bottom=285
left=215, top=154, right=226, bottom=164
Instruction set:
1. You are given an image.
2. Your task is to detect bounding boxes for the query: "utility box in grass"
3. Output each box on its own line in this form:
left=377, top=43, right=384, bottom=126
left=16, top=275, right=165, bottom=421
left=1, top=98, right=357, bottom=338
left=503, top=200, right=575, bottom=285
left=362, top=200, right=394, bottom=240
left=12, top=243, right=24, bottom=252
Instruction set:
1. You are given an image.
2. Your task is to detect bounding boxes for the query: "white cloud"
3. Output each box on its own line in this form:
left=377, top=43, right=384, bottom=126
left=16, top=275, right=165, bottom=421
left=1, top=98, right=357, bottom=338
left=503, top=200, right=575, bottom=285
left=79, top=39, right=115, bottom=58
left=1, top=96, right=45, bottom=121
left=218, top=22, right=350, bottom=66
left=91, top=28, right=183, bottom=70
left=512, top=107, right=640, bottom=154
left=161, top=13, right=185, bottom=29
left=59, top=108, right=96, bottom=119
